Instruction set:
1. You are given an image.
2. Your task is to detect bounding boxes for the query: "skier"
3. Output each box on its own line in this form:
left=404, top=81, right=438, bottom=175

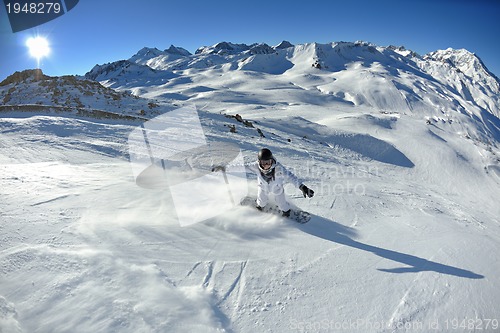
left=214, top=148, right=314, bottom=217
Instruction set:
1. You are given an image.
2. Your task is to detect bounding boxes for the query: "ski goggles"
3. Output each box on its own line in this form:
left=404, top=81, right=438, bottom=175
left=260, top=159, right=273, bottom=166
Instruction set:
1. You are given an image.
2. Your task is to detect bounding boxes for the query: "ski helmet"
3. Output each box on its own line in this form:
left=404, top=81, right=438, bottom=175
left=258, top=148, right=275, bottom=174
left=258, top=148, right=273, bottom=161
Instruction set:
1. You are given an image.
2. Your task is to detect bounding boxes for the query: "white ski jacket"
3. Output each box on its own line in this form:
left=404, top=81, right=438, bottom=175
left=243, top=160, right=303, bottom=189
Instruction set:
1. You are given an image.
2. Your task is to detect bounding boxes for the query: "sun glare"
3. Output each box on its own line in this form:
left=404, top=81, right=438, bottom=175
left=26, top=36, right=50, bottom=67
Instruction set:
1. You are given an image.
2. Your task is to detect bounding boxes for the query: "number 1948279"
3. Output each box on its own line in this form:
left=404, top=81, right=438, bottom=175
left=444, top=318, right=498, bottom=330
left=5, top=2, right=62, bottom=14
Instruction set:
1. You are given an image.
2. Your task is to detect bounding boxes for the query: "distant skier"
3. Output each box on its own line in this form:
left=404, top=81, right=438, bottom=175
left=213, top=148, right=314, bottom=217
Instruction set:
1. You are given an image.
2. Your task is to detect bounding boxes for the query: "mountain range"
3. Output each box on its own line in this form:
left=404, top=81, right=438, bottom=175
left=3, top=40, right=498, bottom=157
left=85, top=41, right=500, bottom=144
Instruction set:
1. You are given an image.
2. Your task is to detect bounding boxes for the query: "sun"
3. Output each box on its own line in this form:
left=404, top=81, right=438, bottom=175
left=26, top=36, right=50, bottom=67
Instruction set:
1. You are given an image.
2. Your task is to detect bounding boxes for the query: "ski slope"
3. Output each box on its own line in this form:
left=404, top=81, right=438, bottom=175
left=1, top=104, right=499, bottom=333
left=1, top=41, right=500, bottom=332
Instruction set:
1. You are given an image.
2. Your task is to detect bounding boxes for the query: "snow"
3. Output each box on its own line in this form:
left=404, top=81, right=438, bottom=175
left=1, top=40, right=500, bottom=332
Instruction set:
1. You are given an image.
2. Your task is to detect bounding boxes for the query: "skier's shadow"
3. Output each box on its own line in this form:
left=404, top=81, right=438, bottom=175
left=297, top=215, right=484, bottom=279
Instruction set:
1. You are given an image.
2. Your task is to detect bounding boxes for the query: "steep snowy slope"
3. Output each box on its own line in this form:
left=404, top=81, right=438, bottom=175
left=1, top=40, right=500, bottom=333
left=1, top=103, right=499, bottom=332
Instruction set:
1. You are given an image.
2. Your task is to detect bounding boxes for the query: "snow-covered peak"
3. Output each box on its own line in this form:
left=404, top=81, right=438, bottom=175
left=195, top=41, right=252, bottom=55
left=194, top=41, right=280, bottom=56
left=127, top=45, right=191, bottom=71
left=418, top=48, right=499, bottom=119
left=194, top=41, right=296, bottom=55
left=85, top=60, right=156, bottom=82
left=386, top=45, right=419, bottom=58
left=129, top=47, right=164, bottom=63
left=248, top=43, right=275, bottom=55
left=426, top=48, right=478, bottom=69
left=426, top=48, right=478, bottom=73
left=128, top=45, right=190, bottom=68
left=425, top=48, right=499, bottom=83
left=274, top=40, right=294, bottom=49
left=164, top=45, right=191, bottom=56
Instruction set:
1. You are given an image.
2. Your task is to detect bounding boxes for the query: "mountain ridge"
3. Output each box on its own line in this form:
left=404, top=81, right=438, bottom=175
left=81, top=40, right=500, bottom=146
left=0, top=68, right=170, bottom=120
left=85, top=40, right=500, bottom=94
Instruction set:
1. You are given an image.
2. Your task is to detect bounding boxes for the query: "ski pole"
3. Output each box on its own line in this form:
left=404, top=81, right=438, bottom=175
left=221, top=168, right=235, bottom=206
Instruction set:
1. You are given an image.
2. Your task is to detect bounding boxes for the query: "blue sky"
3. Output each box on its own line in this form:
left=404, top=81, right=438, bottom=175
left=1, top=0, right=499, bottom=81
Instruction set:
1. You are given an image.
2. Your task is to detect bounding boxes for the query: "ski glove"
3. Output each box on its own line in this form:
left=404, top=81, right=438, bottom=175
left=299, top=184, right=314, bottom=198
left=212, top=165, right=226, bottom=172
